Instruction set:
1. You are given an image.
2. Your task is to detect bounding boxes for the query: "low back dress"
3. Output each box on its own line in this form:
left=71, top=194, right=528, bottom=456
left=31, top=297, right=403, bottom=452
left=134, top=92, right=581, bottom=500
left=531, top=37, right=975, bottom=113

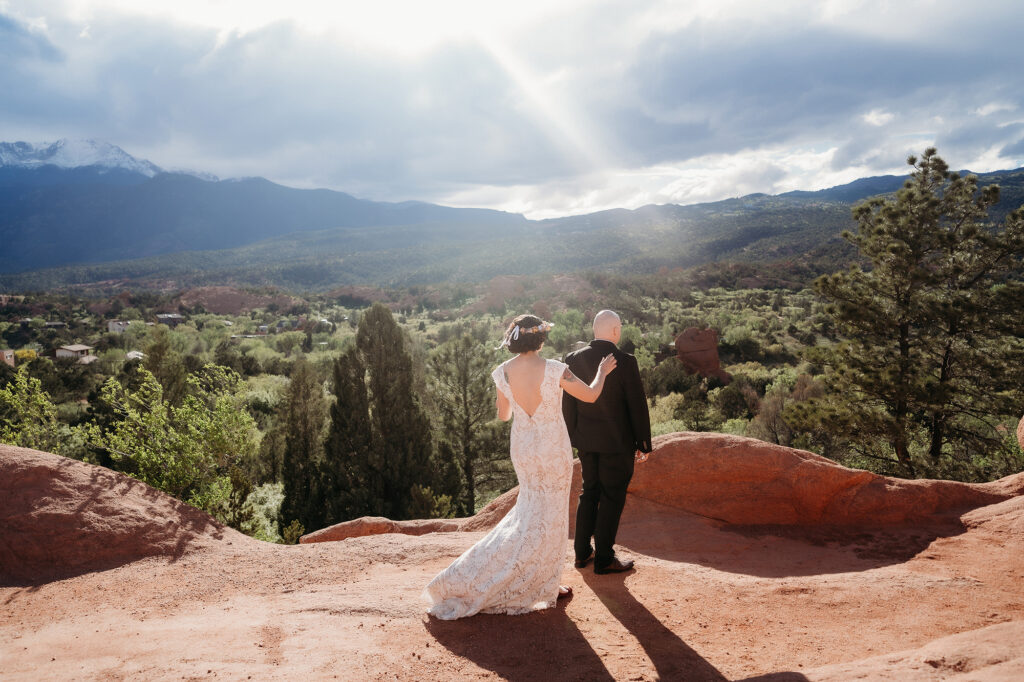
left=425, top=358, right=573, bottom=620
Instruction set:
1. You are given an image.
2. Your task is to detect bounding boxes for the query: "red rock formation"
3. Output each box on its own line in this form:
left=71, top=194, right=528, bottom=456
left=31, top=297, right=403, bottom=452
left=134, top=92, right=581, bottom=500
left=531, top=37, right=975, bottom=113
left=674, top=327, right=732, bottom=383
left=0, top=445, right=241, bottom=583
left=7, top=431, right=1022, bottom=572
left=301, top=432, right=1024, bottom=542
left=301, top=488, right=523, bottom=543
left=1018, top=413, right=1024, bottom=450
left=631, top=432, right=1024, bottom=525
left=301, top=516, right=462, bottom=542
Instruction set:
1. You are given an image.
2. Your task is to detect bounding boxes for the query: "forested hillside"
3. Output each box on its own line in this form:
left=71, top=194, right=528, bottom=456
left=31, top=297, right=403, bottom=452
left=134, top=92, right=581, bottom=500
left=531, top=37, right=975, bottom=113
left=4, top=164, right=1023, bottom=292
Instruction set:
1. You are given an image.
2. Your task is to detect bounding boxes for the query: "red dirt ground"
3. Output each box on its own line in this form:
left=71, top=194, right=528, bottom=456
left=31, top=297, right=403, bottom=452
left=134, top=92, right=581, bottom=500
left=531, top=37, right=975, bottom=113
left=2, top=436, right=1023, bottom=681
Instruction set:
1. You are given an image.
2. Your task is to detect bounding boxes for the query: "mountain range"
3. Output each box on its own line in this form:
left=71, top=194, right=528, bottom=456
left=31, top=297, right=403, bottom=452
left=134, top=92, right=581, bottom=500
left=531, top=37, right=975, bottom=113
left=2, top=139, right=1023, bottom=291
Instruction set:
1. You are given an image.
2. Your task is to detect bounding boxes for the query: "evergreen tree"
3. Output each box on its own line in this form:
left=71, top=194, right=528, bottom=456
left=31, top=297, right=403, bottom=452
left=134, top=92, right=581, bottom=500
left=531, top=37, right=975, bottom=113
left=278, top=357, right=328, bottom=533
left=429, top=334, right=509, bottom=515
left=362, top=304, right=446, bottom=517
left=321, top=347, right=375, bottom=522
left=790, top=149, right=1024, bottom=478
left=213, top=339, right=243, bottom=374
left=324, top=303, right=446, bottom=520
left=144, top=326, right=187, bottom=406
left=252, top=423, right=283, bottom=483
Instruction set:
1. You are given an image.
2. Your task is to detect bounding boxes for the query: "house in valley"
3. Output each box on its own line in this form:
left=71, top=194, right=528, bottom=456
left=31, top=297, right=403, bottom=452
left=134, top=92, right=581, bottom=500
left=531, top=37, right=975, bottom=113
left=55, top=344, right=98, bottom=364
left=155, top=313, right=185, bottom=328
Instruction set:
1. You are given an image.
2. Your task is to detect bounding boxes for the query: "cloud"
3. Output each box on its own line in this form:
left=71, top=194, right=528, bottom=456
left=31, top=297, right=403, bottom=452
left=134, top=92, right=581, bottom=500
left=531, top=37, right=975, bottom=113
left=0, top=13, right=71, bottom=135
left=442, top=147, right=852, bottom=219
left=938, top=120, right=1024, bottom=158
left=974, top=102, right=1016, bottom=117
left=0, top=13, right=62, bottom=60
left=862, top=110, right=894, bottom=127
left=1, top=12, right=573, bottom=195
left=999, top=137, right=1024, bottom=159
left=1, top=1, right=1023, bottom=216
left=603, top=18, right=1023, bottom=165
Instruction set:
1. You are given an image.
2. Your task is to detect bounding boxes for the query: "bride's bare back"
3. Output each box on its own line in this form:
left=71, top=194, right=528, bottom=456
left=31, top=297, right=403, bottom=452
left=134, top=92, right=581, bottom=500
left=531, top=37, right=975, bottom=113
left=498, top=351, right=617, bottom=421
left=503, top=354, right=548, bottom=416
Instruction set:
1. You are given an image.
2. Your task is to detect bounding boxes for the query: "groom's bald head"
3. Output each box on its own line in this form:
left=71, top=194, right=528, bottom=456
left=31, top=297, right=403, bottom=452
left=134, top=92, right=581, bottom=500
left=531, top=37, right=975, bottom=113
left=593, top=310, right=621, bottom=343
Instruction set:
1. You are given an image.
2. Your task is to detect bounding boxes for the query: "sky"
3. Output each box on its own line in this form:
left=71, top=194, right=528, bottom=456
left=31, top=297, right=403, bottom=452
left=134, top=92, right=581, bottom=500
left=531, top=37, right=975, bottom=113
left=2, top=0, right=1024, bottom=218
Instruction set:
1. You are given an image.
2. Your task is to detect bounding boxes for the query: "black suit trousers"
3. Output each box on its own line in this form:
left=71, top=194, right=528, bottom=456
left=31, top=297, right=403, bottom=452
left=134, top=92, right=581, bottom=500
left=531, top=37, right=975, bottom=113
left=574, top=449, right=635, bottom=567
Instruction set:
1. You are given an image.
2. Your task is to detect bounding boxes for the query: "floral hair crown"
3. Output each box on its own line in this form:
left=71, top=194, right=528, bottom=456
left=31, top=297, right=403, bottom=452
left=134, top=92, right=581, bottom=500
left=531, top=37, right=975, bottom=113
left=499, top=320, right=554, bottom=348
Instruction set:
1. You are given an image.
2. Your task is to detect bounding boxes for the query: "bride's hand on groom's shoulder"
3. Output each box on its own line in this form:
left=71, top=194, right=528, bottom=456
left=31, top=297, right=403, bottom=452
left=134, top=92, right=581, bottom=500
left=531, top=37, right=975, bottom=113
left=598, top=354, right=617, bottom=376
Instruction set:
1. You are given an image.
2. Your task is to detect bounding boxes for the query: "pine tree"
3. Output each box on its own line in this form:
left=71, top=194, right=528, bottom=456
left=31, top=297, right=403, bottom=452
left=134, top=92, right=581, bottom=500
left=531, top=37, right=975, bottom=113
left=429, top=334, right=509, bottom=515
left=323, top=303, right=445, bottom=520
left=359, top=303, right=440, bottom=518
left=321, top=347, right=375, bottom=522
left=790, top=148, right=1024, bottom=478
left=144, top=326, right=187, bottom=406
left=278, top=357, right=328, bottom=533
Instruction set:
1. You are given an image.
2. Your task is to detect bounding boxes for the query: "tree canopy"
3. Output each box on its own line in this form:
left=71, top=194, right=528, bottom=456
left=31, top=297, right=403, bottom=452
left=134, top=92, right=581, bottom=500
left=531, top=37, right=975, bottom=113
left=322, top=302, right=455, bottom=522
left=791, top=148, right=1024, bottom=478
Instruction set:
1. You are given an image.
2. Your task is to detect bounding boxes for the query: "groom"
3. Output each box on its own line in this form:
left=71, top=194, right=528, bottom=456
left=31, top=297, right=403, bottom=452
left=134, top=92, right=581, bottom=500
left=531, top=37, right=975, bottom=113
left=562, top=310, right=652, bottom=574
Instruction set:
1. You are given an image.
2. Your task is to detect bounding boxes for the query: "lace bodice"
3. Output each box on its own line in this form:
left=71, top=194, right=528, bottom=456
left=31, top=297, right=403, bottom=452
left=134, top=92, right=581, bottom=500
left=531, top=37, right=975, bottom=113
left=425, top=358, right=574, bottom=620
left=491, top=359, right=573, bottom=491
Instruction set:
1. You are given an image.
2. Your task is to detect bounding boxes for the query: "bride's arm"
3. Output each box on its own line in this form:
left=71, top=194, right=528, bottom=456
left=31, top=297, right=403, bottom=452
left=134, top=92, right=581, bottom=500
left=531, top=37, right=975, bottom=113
left=495, top=388, right=513, bottom=421
left=560, top=354, right=617, bottom=403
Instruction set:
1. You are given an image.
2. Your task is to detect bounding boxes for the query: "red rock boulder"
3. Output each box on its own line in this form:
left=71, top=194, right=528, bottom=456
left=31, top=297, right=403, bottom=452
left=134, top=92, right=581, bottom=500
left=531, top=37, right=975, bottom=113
left=0, top=445, right=241, bottom=583
left=632, top=432, right=1024, bottom=525
left=301, top=486, right=524, bottom=543
left=674, top=327, right=732, bottom=383
left=302, top=432, right=1024, bottom=542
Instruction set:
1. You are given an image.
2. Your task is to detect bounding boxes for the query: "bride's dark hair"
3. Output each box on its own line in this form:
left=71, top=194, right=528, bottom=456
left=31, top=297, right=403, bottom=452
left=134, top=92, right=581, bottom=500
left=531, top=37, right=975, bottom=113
left=502, top=313, right=552, bottom=353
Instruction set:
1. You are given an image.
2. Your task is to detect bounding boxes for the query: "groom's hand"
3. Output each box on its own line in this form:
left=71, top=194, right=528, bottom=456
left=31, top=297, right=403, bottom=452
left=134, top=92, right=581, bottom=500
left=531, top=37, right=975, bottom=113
left=635, top=450, right=649, bottom=463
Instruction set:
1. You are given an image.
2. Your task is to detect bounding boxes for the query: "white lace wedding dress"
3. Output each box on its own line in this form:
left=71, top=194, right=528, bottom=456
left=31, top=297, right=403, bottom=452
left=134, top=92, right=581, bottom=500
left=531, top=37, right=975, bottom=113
left=425, top=358, right=573, bottom=620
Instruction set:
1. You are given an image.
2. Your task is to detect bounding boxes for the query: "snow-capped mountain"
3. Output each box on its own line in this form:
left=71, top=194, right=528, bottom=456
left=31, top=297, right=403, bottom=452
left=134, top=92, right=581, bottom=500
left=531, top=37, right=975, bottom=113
left=0, top=142, right=528, bottom=276
left=0, top=138, right=163, bottom=177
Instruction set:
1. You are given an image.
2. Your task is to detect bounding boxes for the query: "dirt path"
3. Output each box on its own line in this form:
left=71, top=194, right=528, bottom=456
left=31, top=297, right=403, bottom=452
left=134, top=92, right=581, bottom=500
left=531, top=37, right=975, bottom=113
left=4, top=497, right=1023, bottom=681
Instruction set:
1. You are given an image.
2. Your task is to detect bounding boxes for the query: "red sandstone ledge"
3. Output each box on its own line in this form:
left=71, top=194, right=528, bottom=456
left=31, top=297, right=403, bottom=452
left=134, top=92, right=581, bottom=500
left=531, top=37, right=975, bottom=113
left=300, top=432, right=1024, bottom=543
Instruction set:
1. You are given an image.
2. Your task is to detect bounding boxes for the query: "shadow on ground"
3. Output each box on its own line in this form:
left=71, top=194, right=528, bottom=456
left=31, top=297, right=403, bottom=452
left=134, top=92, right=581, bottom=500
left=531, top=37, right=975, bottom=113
left=425, top=601, right=616, bottom=681
left=580, top=569, right=728, bottom=681
left=616, top=496, right=966, bottom=579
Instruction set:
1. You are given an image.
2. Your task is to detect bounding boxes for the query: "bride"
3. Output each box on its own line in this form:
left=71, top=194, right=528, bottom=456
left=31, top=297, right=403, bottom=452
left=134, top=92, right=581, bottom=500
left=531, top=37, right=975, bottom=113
left=425, top=313, right=616, bottom=620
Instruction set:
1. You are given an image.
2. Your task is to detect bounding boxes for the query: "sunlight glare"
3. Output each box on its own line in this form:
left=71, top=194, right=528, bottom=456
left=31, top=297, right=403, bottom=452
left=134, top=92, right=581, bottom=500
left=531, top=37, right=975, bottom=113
left=480, top=34, right=613, bottom=174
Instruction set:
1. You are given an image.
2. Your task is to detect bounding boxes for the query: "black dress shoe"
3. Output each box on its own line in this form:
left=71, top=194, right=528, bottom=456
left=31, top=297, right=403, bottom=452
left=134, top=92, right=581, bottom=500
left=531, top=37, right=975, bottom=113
left=574, top=551, right=594, bottom=568
left=594, top=556, right=634, bottom=574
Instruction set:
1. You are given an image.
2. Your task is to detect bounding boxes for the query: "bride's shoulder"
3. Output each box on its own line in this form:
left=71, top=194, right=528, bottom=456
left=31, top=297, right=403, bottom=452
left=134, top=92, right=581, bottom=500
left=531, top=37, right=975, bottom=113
left=544, top=357, right=568, bottom=373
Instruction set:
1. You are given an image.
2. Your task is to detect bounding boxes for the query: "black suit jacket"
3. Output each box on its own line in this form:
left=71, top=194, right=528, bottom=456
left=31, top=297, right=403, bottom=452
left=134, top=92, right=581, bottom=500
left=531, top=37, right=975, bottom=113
left=562, top=339, right=652, bottom=454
